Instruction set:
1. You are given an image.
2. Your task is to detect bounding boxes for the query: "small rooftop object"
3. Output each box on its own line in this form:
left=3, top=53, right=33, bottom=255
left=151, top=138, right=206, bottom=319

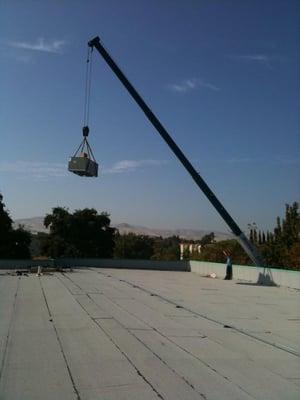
left=68, top=126, right=98, bottom=177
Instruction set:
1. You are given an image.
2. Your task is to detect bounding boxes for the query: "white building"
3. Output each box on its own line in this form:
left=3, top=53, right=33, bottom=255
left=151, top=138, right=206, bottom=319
left=179, top=243, right=201, bottom=260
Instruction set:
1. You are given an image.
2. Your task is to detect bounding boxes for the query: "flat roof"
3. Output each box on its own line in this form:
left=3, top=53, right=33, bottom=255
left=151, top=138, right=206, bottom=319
left=0, top=268, right=299, bottom=399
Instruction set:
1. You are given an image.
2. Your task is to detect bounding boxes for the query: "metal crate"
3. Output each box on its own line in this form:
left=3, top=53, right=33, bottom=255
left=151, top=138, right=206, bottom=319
left=68, top=157, right=98, bottom=177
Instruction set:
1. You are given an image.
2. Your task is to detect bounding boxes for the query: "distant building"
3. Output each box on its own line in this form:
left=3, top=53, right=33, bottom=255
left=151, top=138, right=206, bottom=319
left=180, top=243, right=201, bottom=260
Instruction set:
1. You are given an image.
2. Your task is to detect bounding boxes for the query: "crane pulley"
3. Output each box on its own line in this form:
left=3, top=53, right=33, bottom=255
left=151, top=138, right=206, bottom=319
left=68, top=46, right=98, bottom=177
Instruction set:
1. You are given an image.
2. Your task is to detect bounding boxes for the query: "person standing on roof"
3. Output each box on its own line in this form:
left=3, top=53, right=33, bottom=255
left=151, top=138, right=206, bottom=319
left=223, top=250, right=233, bottom=280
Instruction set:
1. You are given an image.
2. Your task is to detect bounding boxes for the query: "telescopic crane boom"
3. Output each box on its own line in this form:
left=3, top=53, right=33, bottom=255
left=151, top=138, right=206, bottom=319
left=88, top=36, right=264, bottom=267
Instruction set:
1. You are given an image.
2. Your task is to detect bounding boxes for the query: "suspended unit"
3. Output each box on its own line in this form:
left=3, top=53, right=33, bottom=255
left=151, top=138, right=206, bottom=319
left=68, top=126, right=98, bottom=177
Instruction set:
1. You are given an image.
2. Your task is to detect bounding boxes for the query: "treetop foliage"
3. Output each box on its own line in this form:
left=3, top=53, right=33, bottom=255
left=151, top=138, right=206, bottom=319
left=42, top=207, right=116, bottom=258
left=113, top=233, right=181, bottom=261
left=252, top=202, right=300, bottom=269
left=0, top=193, right=31, bottom=259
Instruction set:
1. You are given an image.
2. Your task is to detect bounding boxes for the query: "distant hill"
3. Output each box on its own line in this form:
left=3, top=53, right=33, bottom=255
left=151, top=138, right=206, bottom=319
left=115, top=223, right=233, bottom=241
left=14, top=217, right=233, bottom=241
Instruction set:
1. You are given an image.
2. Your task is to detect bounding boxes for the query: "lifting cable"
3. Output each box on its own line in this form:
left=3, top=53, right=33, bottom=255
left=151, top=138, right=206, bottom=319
left=71, top=45, right=96, bottom=161
left=72, top=135, right=97, bottom=162
left=83, top=46, right=93, bottom=127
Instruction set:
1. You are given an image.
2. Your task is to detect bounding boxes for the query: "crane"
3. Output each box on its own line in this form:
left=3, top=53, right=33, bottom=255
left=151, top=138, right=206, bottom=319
left=71, top=35, right=264, bottom=268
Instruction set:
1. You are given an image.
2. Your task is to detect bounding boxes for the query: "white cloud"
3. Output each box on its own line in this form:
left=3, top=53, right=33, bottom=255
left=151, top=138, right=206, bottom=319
left=226, top=155, right=300, bottom=165
left=168, top=78, right=220, bottom=93
left=0, top=161, right=67, bottom=179
left=7, top=38, right=66, bottom=54
left=274, top=156, right=300, bottom=165
left=104, top=159, right=166, bottom=174
left=228, top=54, right=273, bottom=68
left=227, top=157, right=254, bottom=164
left=234, top=54, right=269, bottom=62
left=0, top=159, right=166, bottom=179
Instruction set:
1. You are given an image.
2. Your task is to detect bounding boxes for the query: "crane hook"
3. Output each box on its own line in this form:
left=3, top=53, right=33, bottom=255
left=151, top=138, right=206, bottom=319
left=82, top=126, right=89, bottom=137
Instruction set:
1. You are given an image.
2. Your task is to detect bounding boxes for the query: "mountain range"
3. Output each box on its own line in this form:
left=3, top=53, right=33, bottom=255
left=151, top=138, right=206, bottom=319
left=14, top=217, right=233, bottom=241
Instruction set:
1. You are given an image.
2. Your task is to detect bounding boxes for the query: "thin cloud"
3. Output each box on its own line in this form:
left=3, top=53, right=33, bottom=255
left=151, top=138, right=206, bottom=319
left=7, top=38, right=66, bottom=54
left=225, top=155, right=300, bottom=165
left=234, top=54, right=269, bottom=62
left=274, top=155, right=300, bottom=166
left=168, top=78, right=220, bottom=93
left=0, top=159, right=167, bottom=179
left=229, top=54, right=273, bottom=68
left=104, top=159, right=166, bottom=174
left=227, top=157, right=255, bottom=164
left=0, top=161, right=67, bottom=179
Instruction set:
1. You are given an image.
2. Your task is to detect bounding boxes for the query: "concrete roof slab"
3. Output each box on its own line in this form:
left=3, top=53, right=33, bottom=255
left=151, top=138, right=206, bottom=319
left=1, top=268, right=299, bottom=400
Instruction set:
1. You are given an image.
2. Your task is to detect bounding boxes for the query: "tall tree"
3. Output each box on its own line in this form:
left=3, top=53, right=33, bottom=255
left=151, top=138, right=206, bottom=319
left=249, top=229, right=254, bottom=244
left=43, top=207, right=116, bottom=258
left=261, top=202, right=299, bottom=269
left=0, top=193, right=31, bottom=258
left=200, top=232, right=215, bottom=246
left=253, top=229, right=258, bottom=244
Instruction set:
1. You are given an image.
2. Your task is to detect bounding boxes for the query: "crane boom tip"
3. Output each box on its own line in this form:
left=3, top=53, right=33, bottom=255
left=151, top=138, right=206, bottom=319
left=88, top=36, right=100, bottom=48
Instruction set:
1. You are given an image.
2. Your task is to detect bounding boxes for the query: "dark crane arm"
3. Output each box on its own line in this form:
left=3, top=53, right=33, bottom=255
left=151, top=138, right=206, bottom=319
left=88, top=36, right=264, bottom=267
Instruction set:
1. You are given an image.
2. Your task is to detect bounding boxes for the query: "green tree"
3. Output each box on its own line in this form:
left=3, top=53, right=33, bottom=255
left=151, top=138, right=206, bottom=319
left=0, top=193, right=31, bottom=258
left=249, top=229, right=254, bottom=244
left=260, top=202, right=299, bottom=269
left=30, top=232, right=50, bottom=258
left=151, top=236, right=180, bottom=261
left=258, top=231, right=262, bottom=245
left=253, top=229, right=258, bottom=244
left=114, top=233, right=154, bottom=259
left=281, top=203, right=299, bottom=247
left=196, top=239, right=251, bottom=265
left=200, top=232, right=215, bottom=246
left=43, top=207, right=116, bottom=258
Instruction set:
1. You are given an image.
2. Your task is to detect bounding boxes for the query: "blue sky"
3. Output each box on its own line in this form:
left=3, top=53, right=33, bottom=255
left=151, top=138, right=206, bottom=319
left=1, top=0, right=299, bottom=234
